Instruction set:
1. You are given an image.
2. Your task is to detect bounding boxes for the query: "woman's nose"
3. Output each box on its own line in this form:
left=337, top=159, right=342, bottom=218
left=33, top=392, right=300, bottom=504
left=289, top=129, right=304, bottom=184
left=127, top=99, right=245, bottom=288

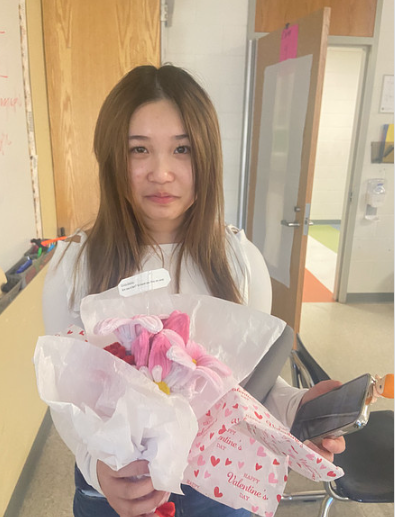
left=148, top=156, right=174, bottom=183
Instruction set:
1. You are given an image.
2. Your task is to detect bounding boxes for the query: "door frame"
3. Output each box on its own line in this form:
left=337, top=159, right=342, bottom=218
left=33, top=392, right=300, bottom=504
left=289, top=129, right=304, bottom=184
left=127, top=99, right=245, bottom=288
left=330, top=0, right=385, bottom=301
left=242, top=7, right=331, bottom=334
left=241, top=0, right=385, bottom=304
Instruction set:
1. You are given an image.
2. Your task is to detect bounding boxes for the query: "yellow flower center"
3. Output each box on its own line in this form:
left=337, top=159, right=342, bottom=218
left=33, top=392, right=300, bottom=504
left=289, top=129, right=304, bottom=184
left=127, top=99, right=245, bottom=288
left=192, top=358, right=197, bottom=364
left=155, top=381, right=171, bottom=395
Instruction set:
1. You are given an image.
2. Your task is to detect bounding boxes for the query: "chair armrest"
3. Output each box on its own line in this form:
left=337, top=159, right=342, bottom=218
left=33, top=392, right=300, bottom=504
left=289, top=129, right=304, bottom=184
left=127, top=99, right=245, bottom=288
left=290, top=350, right=316, bottom=389
left=244, top=325, right=294, bottom=404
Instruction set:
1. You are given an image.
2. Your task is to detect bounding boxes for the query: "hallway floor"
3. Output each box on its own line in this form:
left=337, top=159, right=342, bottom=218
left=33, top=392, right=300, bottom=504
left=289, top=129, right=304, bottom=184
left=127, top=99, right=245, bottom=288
left=304, top=224, right=340, bottom=303
left=277, top=300, right=394, bottom=517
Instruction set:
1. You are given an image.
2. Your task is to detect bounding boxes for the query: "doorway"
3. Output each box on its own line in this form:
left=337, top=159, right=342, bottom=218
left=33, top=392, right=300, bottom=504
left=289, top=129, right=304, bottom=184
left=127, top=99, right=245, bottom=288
left=303, top=46, right=367, bottom=303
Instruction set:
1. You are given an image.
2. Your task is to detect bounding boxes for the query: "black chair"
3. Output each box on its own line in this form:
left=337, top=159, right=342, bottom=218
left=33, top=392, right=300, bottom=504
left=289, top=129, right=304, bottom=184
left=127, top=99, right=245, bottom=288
left=282, top=334, right=394, bottom=516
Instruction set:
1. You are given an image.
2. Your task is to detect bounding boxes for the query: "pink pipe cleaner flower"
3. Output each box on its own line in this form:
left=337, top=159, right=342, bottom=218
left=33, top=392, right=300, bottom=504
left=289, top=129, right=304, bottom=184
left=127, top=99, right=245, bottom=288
left=186, top=341, right=232, bottom=378
left=161, top=328, right=186, bottom=349
left=98, top=311, right=232, bottom=400
left=162, top=341, right=232, bottom=398
left=162, top=311, right=190, bottom=344
left=132, top=328, right=151, bottom=368
left=142, top=346, right=195, bottom=397
left=148, top=333, right=174, bottom=380
left=143, top=329, right=189, bottom=394
left=134, top=327, right=187, bottom=374
left=94, top=315, right=163, bottom=352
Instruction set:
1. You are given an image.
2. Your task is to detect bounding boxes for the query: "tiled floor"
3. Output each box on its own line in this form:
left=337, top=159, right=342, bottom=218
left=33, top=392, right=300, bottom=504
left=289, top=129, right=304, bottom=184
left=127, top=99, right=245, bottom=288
left=305, top=234, right=338, bottom=293
left=15, top=300, right=394, bottom=517
left=303, top=269, right=335, bottom=303
left=277, top=301, right=394, bottom=517
left=304, top=224, right=340, bottom=302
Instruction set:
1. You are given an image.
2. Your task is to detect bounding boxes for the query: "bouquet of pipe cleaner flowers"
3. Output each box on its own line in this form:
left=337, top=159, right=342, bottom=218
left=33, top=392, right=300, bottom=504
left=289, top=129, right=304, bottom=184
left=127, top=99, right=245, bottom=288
left=34, top=286, right=285, bottom=494
left=34, top=281, right=343, bottom=516
left=96, top=310, right=233, bottom=403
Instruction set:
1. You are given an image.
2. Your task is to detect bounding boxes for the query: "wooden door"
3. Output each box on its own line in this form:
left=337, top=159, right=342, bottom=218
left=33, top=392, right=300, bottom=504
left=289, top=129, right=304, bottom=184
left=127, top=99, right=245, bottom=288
left=42, top=0, right=160, bottom=235
left=246, top=8, right=330, bottom=334
left=255, top=0, right=377, bottom=37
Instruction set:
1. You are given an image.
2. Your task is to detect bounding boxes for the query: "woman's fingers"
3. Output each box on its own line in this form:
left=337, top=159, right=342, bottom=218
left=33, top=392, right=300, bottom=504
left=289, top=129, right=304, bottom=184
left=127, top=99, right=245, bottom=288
left=97, top=459, right=168, bottom=517
left=304, top=434, right=346, bottom=463
left=299, top=380, right=342, bottom=407
left=116, top=474, right=155, bottom=501
left=298, top=380, right=346, bottom=462
left=304, top=440, right=334, bottom=462
left=122, top=489, right=168, bottom=517
left=322, top=435, right=346, bottom=455
left=115, top=459, right=151, bottom=478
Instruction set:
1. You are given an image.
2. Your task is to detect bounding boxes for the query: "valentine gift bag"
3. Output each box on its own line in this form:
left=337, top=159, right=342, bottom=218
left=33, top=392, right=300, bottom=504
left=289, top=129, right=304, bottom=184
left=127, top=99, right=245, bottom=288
left=184, top=386, right=344, bottom=517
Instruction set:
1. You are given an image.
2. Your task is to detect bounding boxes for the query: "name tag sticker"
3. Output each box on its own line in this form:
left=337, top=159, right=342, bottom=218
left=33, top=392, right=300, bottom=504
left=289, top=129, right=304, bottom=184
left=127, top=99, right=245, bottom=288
left=118, top=268, right=171, bottom=297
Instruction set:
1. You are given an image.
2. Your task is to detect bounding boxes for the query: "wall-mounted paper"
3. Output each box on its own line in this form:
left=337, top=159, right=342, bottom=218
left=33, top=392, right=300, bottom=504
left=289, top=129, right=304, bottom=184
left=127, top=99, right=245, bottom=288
left=252, top=55, right=313, bottom=288
left=379, top=75, right=394, bottom=113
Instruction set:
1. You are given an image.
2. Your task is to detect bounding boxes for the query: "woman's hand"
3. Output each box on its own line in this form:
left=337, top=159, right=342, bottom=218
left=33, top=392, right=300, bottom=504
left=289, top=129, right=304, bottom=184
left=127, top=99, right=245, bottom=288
left=299, top=380, right=346, bottom=462
left=97, top=459, right=169, bottom=517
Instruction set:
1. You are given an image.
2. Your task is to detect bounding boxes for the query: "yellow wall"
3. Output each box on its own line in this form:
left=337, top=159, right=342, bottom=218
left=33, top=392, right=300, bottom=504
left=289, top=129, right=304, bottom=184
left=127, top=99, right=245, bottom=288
left=0, top=268, right=48, bottom=516
left=0, top=1, right=57, bottom=514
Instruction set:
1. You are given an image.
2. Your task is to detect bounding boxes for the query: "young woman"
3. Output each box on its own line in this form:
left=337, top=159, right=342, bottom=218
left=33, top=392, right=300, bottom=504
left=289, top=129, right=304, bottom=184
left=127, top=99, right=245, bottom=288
left=43, top=65, right=344, bottom=517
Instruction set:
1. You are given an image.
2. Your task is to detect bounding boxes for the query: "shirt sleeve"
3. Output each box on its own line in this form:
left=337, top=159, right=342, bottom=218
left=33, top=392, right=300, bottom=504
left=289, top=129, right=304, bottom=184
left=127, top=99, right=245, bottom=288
left=43, top=237, right=104, bottom=491
left=241, top=236, right=272, bottom=314
left=42, top=237, right=86, bottom=334
left=262, top=377, right=306, bottom=429
left=227, top=227, right=272, bottom=313
left=42, top=237, right=106, bottom=494
left=235, top=230, right=307, bottom=428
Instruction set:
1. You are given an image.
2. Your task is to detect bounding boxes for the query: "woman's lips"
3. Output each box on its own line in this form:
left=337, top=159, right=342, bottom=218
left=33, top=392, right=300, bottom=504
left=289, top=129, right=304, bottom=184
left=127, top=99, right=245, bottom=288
left=146, top=194, right=176, bottom=204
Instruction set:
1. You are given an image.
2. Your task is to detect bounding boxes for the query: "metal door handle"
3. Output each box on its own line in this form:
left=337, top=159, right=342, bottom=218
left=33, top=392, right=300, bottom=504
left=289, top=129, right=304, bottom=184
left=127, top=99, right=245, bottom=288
left=281, top=220, right=301, bottom=228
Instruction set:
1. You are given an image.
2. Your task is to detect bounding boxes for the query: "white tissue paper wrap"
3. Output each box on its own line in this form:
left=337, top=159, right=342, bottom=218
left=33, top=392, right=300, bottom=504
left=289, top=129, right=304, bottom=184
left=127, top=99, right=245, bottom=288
left=34, top=290, right=286, bottom=494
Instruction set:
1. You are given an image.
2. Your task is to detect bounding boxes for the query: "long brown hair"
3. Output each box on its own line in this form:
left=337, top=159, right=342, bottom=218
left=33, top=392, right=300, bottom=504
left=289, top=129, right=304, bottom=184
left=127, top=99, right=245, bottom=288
left=79, top=65, right=242, bottom=303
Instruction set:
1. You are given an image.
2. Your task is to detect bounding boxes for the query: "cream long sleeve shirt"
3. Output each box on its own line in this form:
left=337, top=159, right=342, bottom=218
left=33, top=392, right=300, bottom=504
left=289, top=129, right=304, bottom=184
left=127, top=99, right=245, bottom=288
left=42, top=226, right=305, bottom=493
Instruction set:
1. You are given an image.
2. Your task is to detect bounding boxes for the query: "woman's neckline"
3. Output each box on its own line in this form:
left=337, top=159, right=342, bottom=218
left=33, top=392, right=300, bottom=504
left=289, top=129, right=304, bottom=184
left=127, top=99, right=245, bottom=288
left=158, top=242, right=180, bottom=251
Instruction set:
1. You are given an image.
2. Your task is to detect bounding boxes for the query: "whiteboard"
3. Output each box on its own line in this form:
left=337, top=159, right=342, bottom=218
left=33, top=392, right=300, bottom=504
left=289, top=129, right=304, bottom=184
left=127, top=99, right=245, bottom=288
left=0, top=0, right=38, bottom=272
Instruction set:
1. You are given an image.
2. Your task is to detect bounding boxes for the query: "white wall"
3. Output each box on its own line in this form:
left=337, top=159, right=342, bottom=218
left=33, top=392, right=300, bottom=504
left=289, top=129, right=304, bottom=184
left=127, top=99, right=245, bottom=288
left=347, top=0, right=394, bottom=294
left=311, top=47, right=364, bottom=221
left=162, top=0, right=249, bottom=226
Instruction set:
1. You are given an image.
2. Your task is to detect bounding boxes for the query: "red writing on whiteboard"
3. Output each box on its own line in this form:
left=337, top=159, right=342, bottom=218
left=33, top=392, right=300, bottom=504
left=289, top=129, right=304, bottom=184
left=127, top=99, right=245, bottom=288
left=0, top=31, right=8, bottom=77
left=0, top=132, right=12, bottom=155
left=0, top=96, right=23, bottom=112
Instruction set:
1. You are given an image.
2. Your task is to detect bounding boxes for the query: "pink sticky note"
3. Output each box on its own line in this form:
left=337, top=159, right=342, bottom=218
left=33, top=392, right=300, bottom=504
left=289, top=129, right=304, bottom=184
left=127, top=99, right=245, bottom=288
left=280, top=24, right=299, bottom=62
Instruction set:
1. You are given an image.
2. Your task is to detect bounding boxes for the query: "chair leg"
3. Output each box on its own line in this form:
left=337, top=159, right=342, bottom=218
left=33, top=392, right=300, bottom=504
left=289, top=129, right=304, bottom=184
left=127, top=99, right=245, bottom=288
left=290, top=361, right=299, bottom=388
left=281, top=489, right=327, bottom=502
left=318, top=485, right=350, bottom=517
left=318, top=496, right=334, bottom=517
left=324, top=481, right=350, bottom=502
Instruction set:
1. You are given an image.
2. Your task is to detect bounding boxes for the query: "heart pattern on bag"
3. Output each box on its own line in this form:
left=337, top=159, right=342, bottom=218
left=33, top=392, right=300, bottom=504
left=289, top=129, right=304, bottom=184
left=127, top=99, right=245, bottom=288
left=214, top=486, right=223, bottom=498
left=183, top=385, right=343, bottom=517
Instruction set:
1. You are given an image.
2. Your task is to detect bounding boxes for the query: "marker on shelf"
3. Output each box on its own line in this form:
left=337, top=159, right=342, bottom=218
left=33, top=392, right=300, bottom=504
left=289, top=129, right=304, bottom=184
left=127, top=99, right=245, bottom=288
left=16, top=258, right=32, bottom=274
left=40, top=236, right=67, bottom=247
left=0, top=266, right=6, bottom=288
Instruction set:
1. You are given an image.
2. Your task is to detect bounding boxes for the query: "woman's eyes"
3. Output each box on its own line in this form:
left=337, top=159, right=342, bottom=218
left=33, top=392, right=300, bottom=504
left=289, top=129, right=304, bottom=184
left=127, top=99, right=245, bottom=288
left=129, top=145, right=191, bottom=155
left=174, top=145, right=191, bottom=155
left=130, top=146, right=148, bottom=154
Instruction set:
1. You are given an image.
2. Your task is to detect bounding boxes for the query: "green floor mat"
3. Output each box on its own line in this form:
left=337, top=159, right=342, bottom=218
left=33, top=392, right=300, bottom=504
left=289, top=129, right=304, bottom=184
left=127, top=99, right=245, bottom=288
left=308, top=225, right=340, bottom=253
